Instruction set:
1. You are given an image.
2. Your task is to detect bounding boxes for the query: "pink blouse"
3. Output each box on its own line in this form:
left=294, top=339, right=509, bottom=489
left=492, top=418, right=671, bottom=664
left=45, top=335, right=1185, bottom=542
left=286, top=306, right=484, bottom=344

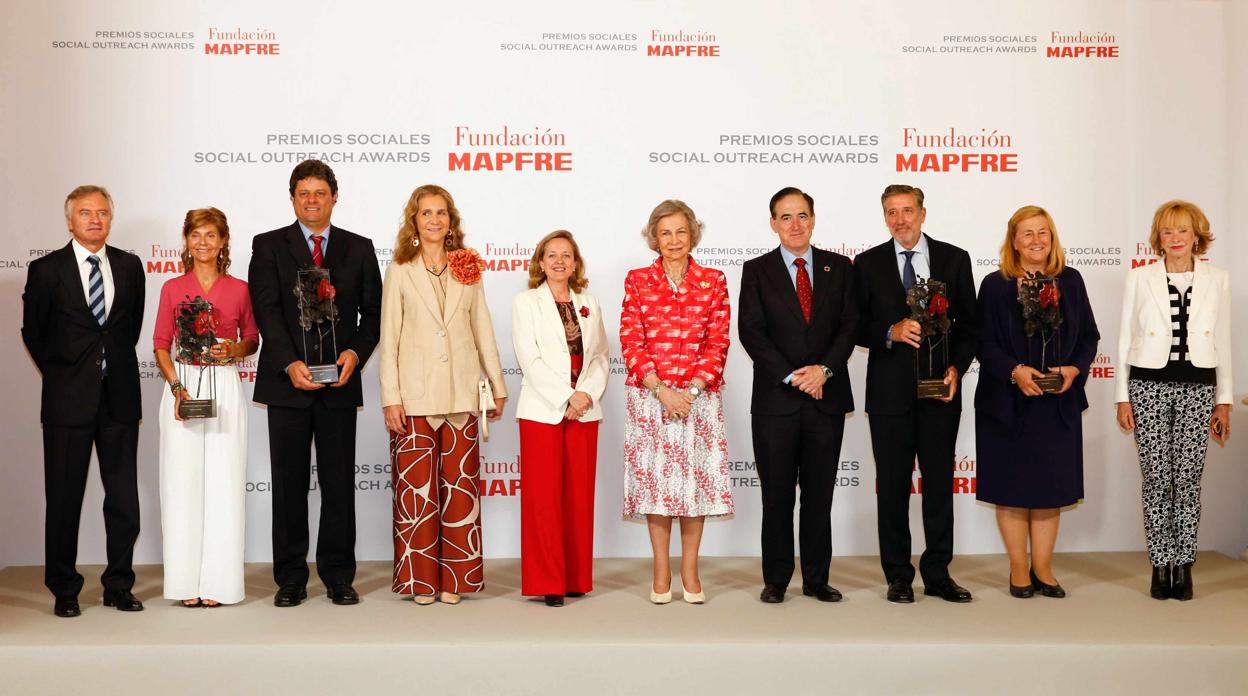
left=153, top=273, right=259, bottom=352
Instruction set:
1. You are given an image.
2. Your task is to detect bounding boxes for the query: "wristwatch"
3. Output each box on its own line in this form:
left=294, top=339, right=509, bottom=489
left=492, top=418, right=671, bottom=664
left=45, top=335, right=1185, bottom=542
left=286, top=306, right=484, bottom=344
left=688, top=385, right=702, bottom=398
left=650, top=381, right=665, bottom=397
left=819, top=365, right=833, bottom=379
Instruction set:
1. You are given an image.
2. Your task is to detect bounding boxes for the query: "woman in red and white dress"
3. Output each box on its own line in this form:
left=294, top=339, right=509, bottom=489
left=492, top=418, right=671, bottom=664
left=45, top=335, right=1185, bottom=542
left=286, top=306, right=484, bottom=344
left=620, top=199, right=733, bottom=605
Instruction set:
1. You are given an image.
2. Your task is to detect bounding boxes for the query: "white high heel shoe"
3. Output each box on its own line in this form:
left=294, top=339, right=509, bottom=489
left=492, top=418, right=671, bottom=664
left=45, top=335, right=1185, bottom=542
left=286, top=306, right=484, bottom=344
left=682, top=583, right=705, bottom=604
left=413, top=594, right=435, bottom=605
left=650, top=585, right=672, bottom=604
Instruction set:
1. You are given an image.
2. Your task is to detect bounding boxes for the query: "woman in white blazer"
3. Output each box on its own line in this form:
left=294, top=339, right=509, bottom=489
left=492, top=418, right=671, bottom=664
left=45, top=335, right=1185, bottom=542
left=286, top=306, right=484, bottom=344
left=512, top=230, right=609, bottom=607
left=379, top=184, right=507, bottom=606
left=1115, top=200, right=1232, bottom=601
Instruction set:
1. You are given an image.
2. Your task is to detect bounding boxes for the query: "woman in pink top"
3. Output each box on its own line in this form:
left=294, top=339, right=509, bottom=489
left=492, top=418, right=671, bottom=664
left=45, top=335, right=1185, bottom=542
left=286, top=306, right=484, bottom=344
left=153, top=208, right=259, bottom=607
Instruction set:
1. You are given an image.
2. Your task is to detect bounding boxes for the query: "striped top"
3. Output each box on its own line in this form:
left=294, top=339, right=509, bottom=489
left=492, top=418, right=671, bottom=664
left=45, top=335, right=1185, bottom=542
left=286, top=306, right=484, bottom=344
left=1129, top=278, right=1215, bottom=385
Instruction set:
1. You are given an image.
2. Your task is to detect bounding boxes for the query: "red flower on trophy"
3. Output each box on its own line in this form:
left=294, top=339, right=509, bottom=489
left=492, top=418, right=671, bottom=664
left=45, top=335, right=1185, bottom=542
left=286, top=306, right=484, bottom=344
left=316, top=278, right=337, bottom=302
left=1038, top=282, right=1060, bottom=309
left=194, top=309, right=217, bottom=336
left=579, top=305, right=590, bottom=318
left=927, top=291, right=949, bottom=316
left=448, top=248, right=486, bottom=285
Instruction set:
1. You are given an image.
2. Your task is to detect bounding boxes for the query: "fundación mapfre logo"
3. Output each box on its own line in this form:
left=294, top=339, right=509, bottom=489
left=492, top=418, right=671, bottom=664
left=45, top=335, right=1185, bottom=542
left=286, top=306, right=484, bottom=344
left=203, top=27, right=282, bottom=56
left=647, top=29, right=719, bottom=57
left=1046, top=30, right=1119, bottom=59
left=448, top=126, right=573, bottom=172
left=895, top=127, right=1018, bottom=173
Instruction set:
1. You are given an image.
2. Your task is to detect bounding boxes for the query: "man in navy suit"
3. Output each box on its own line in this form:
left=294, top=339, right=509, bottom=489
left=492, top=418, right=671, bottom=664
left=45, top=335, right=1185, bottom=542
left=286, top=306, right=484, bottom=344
left=22, top=185, right=146, bottom=617
left=854, top=184, right=976, bottom=604
left=248, top=160, right=382, bottom=607
left=739, top=187, right=859, bottom=604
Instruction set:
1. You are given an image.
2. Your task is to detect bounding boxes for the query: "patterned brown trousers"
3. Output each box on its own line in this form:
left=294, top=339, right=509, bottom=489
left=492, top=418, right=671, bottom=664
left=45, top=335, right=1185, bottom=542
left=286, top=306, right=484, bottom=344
left=391, top=415, right=484, bottom=595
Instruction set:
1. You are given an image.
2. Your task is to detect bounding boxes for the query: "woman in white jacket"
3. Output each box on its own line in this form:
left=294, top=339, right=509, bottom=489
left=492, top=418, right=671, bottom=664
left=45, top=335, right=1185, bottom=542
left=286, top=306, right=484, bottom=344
left=1116, top=199, right=1232, bottom=601
left=512, top=230, right=610, bottom=607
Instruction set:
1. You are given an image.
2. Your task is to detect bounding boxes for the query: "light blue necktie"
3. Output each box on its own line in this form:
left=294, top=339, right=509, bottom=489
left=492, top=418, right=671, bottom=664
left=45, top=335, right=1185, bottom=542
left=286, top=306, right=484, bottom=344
left=87, top=255, right=107, bottom=376
left=901, top=250, right=916, bottom=291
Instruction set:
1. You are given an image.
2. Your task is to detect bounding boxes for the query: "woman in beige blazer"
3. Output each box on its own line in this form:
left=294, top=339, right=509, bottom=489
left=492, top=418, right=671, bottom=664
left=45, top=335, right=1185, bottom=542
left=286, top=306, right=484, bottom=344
left=379, top=184, right=507, bottom=606
left=512, top=230, right=609, bottom=607
left=1115, top=199, right=1232, bottom=601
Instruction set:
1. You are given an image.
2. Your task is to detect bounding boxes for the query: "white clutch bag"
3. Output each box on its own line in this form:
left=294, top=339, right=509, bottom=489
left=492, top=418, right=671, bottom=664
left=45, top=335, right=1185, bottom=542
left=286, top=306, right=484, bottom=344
left=478, top=376, right=494, bottom=441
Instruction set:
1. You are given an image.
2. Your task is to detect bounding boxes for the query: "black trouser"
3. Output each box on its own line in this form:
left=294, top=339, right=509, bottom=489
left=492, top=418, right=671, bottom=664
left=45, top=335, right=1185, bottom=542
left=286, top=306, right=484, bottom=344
left=42, top=377, right=140, bottom=599
left=268, top=401, right=358, bottom=588
left=869, top=404, right=959, bottom=585
left=752, top=404, right=845, bottom=589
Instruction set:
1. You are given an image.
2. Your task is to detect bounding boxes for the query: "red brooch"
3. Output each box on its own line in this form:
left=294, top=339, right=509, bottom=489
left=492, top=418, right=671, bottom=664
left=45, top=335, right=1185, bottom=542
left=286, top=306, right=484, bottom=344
left=579, top=305, right=590, bottom=318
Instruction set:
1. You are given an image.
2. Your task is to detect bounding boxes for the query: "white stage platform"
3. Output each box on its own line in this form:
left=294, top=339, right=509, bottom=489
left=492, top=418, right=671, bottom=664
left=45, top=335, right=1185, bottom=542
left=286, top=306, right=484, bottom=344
left=3, top=552, right=1247, bottom=695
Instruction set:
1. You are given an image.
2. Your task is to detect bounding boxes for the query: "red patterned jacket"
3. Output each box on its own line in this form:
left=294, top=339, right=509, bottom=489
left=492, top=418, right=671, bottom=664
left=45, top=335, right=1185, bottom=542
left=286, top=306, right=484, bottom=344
left=619, top=256, right=731, bottom=391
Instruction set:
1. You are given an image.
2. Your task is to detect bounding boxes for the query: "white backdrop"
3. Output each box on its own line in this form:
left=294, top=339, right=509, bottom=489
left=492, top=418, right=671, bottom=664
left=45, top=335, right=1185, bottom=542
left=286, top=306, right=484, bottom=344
left=2, top=0, right=1245, bottom=571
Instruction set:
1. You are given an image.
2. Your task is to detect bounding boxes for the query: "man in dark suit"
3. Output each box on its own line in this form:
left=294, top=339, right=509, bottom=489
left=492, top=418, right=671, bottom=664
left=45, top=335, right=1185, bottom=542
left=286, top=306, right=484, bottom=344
left=22, top=185, right=146, bottom=617
left=248, top=160, right=382, bottom=607
left=854, top=184, right=976, bottom=603
left=739, top=187, right=859, bottom=604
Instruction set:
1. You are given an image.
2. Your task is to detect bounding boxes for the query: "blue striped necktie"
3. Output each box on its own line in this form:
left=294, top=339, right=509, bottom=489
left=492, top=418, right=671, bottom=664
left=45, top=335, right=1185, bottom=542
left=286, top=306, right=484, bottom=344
left=87, top=255, right=107, bottom=375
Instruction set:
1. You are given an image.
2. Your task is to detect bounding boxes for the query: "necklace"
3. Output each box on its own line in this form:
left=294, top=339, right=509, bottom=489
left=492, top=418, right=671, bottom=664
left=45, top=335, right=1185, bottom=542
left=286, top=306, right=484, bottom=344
left=426, top=263, right=445, bottom=276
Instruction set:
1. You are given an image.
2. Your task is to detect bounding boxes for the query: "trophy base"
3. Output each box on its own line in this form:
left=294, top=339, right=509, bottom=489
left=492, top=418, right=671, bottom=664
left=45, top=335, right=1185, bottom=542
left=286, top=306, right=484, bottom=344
left=179, top=399, right=216, bottom=419
left=1034, top=373, right=1063, bottom=393
left=917, top=378, right=950, bottom=399
left=308, top=363, right=340, bottom=384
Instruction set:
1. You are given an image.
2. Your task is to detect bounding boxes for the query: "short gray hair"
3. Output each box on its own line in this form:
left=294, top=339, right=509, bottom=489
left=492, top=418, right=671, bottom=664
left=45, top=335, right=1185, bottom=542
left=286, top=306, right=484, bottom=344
left=64, top=185, right=115, bottom=219
left=641, top=199, right=704, bottom=252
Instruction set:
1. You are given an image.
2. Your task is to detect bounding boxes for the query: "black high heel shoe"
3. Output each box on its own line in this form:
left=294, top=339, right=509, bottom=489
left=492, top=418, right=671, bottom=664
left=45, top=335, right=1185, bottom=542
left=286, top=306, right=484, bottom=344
left=1171, top=562, right=1194, bottom=601
left=544, top=594, right=565, bottom=607
left=1029, top=569, right=1066, bottom=598
left=1008, top=580, right=1034, bottom=599
left=1150, top=564, right=1171, bottom=600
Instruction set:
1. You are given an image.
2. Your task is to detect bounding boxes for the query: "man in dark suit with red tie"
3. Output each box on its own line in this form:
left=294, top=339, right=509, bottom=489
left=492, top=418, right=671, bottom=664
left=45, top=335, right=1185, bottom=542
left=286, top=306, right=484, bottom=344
left=854, top=184, right=976, bottom=604
left=248, top=160, right=382, bottom=607
left=739, top=187, right=859, bottom=604
left=22, top=185, right=146, bottom=617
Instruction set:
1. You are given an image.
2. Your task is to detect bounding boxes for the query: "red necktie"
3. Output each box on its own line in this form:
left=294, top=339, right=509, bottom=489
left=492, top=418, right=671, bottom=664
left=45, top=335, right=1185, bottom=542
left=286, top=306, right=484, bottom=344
left=311, top=234, right=324, bottom=267
left=794, top=257, right=812, bottom=324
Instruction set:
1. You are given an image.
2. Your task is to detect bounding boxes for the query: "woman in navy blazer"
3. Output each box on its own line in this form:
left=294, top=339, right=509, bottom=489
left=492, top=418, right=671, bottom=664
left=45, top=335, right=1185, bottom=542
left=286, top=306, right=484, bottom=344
left=1115, top=200, right=1232, bottom=601
left=974, top=205, right=1099, bottom=599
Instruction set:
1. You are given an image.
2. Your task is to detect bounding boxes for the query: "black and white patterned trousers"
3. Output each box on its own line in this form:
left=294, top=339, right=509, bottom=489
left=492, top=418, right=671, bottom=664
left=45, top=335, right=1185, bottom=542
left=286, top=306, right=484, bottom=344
left=1128, top=378, right=1214, bottom=566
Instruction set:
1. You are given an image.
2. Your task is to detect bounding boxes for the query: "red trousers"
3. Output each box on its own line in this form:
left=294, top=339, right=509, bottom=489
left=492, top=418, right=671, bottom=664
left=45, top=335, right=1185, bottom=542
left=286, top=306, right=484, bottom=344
left=519, top=417, right=599, bottom=596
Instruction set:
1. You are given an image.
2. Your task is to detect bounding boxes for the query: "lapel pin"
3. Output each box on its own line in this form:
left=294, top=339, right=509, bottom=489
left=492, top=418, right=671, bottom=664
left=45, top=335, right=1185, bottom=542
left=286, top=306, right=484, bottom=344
left=823, top=266, right=831, bottom=272
left=699, top=280, right=710, bottom=289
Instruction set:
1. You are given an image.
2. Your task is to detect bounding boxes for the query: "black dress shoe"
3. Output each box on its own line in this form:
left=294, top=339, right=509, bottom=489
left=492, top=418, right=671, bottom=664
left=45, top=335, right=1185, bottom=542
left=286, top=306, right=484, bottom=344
left=102, top=590, right=144, bottom=612
left=274, top=583, right=307, bottom=607
left=544, top=594, right=565, bottom=607
left=1009, top=581, right=1035, bottom=598
left=759, top=584, right=786, bottom=603
left=886, top=578, right=914, bottom=604
left=923, top=578, right=972, bottom=603
left=54, top=596, right=81, bottom=618
left=566, top=592, right=586, bottom=598
left=1029, top=569, right=1066, bottom=598
left=802, top=584, right=843, bottom=602
left=327, top=583, right=360, bottom=605
left=1150, top=564, right=1171, bottom=600
left=1171, top=562, right=1194, bottom=601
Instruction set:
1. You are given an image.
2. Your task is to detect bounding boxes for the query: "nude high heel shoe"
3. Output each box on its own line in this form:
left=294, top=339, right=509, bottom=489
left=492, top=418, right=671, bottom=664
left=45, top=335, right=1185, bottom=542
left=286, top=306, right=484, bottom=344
left=650, top=585, right=672, bottom=604
left=682, top=583, right=705, bottom=604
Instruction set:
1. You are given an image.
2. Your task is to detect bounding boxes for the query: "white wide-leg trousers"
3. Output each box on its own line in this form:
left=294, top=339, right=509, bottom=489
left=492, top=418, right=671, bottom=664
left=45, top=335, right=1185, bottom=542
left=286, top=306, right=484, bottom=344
left=159, top=364, right=247, bottom=604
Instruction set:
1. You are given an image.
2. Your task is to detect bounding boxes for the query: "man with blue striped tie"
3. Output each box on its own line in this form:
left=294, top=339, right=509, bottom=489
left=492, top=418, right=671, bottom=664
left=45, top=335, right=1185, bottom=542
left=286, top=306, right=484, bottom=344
left=22, top=185, right=146, bottom=617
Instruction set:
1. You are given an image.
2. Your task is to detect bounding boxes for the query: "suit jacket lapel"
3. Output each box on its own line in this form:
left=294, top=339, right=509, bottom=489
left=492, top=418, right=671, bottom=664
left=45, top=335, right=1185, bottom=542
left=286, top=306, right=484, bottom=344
left=56, top=243, right=93, bottom=318
left=403, top=262, right=446, bottom=328
left=1144, top=261, right=1171, bottom=320
left=322, top=225, right=348, bottom=271
left=285, top=223, right=316, bottom=270
left=762, top=249, right=807, bottom=326
left=104, top=245, right=127, bottom=323
left=443, top=273, right=467, bottom=322
left=810, top=249, right=834, bottom=319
